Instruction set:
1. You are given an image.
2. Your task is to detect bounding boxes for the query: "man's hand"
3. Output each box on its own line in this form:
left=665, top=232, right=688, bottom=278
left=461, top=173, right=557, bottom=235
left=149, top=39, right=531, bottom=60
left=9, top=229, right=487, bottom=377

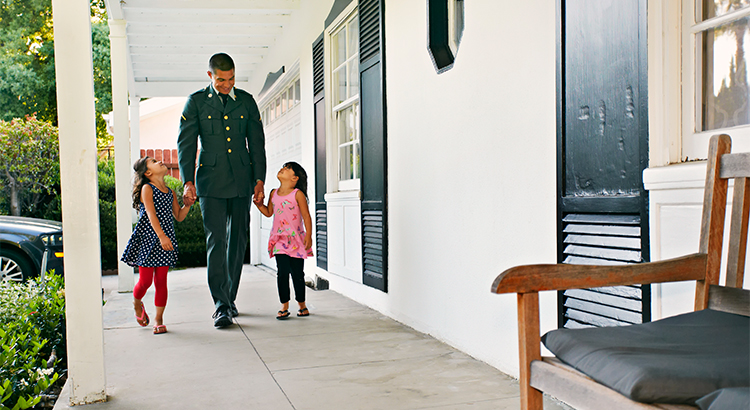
left=253, top=180, right=265, bottom=204
left=183, top=182, right=197, bottom=206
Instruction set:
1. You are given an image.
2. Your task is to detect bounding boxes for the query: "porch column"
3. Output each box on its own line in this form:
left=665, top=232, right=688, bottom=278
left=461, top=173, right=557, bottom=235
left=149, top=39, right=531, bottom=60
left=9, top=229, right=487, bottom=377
left=50, top=0, right=106, bottom=404
left=129, top=97, right=141, bottom=225
left=129, top=96, right=141, bottom=171
left=109, top=19, right=135, bottom=292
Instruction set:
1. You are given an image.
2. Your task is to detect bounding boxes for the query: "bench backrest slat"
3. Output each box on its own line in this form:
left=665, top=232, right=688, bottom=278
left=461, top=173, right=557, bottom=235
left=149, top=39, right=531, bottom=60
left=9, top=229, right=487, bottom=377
left=696, top=135, right=750, bottom=311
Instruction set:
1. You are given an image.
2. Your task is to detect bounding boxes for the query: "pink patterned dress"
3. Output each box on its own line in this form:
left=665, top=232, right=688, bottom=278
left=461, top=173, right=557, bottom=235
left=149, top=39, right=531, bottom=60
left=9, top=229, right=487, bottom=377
left=268, top=188, right=313, bottom=259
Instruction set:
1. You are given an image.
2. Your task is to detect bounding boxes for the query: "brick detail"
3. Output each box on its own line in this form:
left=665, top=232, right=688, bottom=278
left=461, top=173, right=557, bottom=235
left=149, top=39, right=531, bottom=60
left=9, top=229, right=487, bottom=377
left=140, top=148, right=181, bottom=180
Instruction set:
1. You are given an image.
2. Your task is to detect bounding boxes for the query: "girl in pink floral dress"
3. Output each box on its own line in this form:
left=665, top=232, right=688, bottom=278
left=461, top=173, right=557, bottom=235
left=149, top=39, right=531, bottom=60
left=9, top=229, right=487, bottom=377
left=255, top=162, right=313, bottom=319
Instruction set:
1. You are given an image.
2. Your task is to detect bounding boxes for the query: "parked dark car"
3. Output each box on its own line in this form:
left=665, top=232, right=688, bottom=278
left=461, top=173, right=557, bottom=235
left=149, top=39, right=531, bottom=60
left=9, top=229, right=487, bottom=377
left=0, top=216, right=64, bottom=282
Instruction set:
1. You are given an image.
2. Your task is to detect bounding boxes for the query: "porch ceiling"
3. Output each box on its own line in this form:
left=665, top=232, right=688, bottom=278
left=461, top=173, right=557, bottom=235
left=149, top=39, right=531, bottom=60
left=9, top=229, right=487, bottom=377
left=103, top=0, right=300, bottom=98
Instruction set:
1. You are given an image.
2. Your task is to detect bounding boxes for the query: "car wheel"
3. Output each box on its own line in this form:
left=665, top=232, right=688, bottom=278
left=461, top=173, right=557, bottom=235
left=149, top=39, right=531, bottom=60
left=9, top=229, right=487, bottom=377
left=0, top=249, right=35, bottom=282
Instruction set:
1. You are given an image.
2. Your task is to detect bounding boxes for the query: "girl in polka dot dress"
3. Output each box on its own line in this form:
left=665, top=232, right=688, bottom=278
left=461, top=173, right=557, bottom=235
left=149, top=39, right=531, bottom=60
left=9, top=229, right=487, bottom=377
left=255, top=162, right=313, bottom=320
left=121, top=156, right=192, bottom=334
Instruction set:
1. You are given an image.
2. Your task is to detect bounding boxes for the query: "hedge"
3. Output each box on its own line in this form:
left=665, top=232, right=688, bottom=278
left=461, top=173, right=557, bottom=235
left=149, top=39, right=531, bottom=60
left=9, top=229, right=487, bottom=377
left=0, top=273, right=66, bottom=410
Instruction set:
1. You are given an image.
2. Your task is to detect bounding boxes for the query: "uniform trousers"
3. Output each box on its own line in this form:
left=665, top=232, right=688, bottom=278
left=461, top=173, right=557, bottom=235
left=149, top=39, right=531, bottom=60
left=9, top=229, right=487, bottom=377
left=199, top=195, right=250, bottom=310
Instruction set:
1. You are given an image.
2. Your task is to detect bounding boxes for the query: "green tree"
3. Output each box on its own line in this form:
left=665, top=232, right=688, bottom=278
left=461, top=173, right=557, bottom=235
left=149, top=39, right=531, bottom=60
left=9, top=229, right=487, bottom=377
left=0, top=0, right=113, bottom=147
left=0, top=0, right=57, bottom=124
left=0, top=115, right=60, bottom=216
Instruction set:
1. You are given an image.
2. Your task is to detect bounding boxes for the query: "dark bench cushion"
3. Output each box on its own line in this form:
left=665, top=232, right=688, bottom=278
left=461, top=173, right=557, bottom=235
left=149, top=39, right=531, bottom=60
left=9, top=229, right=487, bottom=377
left=541, top=309, right=750, bottom=404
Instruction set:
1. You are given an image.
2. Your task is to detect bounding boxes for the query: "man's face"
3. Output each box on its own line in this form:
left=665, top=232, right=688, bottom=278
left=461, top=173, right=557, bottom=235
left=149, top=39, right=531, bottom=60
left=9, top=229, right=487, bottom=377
left=208, top=68, right=235, bottom=95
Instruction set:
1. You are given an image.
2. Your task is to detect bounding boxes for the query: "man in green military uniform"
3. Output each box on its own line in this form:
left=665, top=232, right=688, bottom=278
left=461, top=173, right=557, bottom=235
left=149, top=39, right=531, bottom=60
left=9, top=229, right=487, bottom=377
left=177, top=53, right=267, bottom=328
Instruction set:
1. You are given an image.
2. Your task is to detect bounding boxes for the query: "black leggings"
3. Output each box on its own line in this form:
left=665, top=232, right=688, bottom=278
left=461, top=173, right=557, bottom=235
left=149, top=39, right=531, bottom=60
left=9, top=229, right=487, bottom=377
left=275, top=254, right=306, bottom=304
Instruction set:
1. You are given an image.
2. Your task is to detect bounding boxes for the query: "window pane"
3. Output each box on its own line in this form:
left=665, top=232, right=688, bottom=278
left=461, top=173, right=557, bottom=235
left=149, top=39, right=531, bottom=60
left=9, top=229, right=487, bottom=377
left=276, top=97, right=281, bottom=118
left=700, top=16, right=750, bottom=131
left=348, top=17, right=359, bottom=59
left=333, top=67, right=347, bottom=105
left=294, top=79, right=301, bottom=105
left=333, top=28, right=347, bottom=67
left=339, top=146, right=354, bottom=181
left=337, top=104, right=359, bottom=145
left=702, top=0, right=749, bottom=21
left=348, top=60, right=359, bottom=98
left=354, top=141, right=361, bottom=179
left=281, top=90, right=287, bottom=114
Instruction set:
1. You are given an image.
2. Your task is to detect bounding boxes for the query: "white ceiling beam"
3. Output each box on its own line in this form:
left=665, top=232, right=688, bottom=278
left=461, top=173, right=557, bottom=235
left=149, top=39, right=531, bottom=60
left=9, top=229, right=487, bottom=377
left=129, top=45, right=268, bottom=55
left=128, top=35, right=276, bottom=47
left=127, top=24, right=284, bottom=36
left=133, top=66, right=257, bottom=77
left=121, top=0, right=300, bottom=11
left=131, top=54, right=265, bottom=64
left=123, top=12, right=291, bottom=25
left=133, top=62, right=259, bottom=71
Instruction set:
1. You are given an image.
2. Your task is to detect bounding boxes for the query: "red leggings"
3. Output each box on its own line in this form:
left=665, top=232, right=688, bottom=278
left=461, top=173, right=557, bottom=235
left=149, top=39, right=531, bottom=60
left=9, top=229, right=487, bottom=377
left=134, top=266, right=169, bottom=307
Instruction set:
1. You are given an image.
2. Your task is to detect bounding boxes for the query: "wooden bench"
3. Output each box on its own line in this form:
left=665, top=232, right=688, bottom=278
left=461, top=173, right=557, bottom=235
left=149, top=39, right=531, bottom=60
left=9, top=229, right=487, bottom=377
left=491, top=134, right=749, bottom=410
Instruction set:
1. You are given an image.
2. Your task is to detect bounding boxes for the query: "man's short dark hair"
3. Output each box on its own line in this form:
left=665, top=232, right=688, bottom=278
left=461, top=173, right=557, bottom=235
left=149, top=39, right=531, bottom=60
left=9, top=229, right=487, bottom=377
left=208, top=53, right=235, bottom=73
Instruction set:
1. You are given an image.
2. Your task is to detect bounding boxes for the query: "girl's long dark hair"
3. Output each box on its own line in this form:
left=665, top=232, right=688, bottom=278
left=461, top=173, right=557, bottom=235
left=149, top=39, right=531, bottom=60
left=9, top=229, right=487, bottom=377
left=284, top=161, right=308, bottom=199
left=132, top=156, right=152, bottom=209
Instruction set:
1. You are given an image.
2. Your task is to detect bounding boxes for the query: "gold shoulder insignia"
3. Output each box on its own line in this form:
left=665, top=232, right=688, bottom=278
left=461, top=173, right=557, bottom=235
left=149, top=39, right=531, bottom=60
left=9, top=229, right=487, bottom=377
left=181, top=115, right=186, bottom=121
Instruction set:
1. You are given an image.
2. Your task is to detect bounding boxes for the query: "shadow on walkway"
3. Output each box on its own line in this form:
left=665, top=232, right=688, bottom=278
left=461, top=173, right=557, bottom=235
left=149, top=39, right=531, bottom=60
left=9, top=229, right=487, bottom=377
left=55, top=265, right=571, bottom=410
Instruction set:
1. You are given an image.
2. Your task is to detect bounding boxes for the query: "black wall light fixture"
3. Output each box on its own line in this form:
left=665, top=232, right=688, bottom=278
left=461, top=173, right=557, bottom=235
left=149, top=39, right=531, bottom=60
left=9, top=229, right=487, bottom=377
left=427, top=0, right=464, bottom=73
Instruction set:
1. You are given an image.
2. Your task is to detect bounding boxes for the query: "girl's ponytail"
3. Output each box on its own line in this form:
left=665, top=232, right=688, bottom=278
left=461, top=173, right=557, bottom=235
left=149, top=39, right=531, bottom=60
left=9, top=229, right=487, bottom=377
left=284, top=161, right=308, bottom=199
left=132, top=157, right=151, bottom=209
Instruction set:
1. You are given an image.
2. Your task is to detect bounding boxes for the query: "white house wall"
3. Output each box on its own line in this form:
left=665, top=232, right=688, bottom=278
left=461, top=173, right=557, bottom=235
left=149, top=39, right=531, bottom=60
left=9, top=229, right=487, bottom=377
left=377, top=0, right=558, bottom=378
left=138, top=98, right=186, bottom=150
left=275, top=0, right=560, bottom=378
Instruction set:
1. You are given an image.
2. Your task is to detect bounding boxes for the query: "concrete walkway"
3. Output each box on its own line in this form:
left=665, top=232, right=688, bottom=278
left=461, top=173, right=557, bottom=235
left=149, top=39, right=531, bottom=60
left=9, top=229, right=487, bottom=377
left=56, top=265, right=571, bottom=410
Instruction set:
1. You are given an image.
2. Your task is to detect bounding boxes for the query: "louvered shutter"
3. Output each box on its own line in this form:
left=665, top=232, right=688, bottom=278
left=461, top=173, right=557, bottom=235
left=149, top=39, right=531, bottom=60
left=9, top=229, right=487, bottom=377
left=313, top=34, right=327, bottom=269
left=559, top=213, right=651, bottom=328
left=359, top=0, right=388, bottom=291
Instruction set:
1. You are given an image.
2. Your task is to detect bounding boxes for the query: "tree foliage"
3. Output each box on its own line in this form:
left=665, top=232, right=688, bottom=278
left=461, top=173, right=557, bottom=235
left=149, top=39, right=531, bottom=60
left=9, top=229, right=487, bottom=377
left=0, top=115, right=60, bottom=216
left=0, top=0, right=113, bottom=148
left=0, top=0, right=57, bottom=124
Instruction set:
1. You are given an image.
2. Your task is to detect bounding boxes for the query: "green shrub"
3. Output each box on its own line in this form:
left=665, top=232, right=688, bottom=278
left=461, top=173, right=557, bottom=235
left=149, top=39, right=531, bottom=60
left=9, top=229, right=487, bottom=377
left=0, top=273, right=65, bottom=410
left=165, top=176, right=206, bottom=267
left=97, top=160, right=118, bottom=270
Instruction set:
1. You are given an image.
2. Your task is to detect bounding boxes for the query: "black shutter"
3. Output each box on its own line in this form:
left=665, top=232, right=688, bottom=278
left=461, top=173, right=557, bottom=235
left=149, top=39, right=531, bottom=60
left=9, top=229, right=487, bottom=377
left=313, top=34, right=327, bottom=270
left=359, top=0, right=388, bottom=291
left=559, top=213, right=651, bottom=328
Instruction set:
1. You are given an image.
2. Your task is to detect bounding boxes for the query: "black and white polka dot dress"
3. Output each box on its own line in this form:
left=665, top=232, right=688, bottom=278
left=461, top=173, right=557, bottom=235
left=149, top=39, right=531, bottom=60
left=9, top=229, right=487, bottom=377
left=121, top=183, right=178, bottom=268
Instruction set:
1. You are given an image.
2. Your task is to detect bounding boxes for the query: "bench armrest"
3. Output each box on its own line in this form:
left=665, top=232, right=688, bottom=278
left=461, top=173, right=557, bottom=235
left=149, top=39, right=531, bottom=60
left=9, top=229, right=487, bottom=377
left=491, top=253, right=707, bottom=294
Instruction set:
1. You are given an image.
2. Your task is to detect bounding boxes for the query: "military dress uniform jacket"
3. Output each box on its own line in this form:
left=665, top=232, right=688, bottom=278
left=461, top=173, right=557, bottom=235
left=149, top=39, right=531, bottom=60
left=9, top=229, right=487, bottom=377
left=177, top=86, right=267, bottom=198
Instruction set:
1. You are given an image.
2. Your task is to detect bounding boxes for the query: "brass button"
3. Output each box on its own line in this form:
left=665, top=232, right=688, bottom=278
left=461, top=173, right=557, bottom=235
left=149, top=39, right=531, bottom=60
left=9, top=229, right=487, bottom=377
left=224, top=115, right=228, bottom=120
left=241, top=115, right=244, bottom=119
left=208, top=115, right=211, bottom=119
left=225, top=126, right=230, bottom=131
left=227, top=138, right=231, bottom=142
left=228, top=149, right=232, bottom=153
left=200, top=163, right=203, bottom=167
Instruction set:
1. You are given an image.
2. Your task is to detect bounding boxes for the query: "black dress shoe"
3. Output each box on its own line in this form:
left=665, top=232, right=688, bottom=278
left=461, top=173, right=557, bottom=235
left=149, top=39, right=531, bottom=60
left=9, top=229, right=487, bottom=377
left=229, top=303, right=238, bottom=318
left=212, top=307, right=232, bottom=328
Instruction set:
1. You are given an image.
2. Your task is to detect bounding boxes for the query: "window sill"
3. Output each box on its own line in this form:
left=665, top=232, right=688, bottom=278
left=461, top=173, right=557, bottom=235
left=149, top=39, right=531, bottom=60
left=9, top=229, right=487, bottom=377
left=643, top=161, right=707, bottom=191
left=325, top=190, right=361, bottom=202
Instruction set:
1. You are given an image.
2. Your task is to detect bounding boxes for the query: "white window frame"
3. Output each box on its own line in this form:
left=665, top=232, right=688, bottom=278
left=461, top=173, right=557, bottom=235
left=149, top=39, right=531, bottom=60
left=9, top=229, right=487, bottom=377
left=681, top=1, right=750, bottom=160
left=325, top=3, right=360, bottom=193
